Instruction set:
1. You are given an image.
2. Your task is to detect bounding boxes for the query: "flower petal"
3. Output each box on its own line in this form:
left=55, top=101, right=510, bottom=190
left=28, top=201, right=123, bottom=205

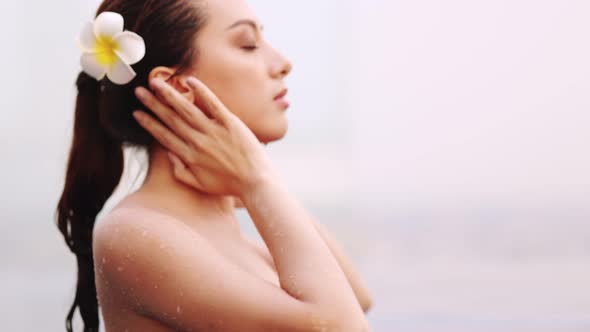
left=81, top=53, right=107, bottom=81
left=114, top=31, right=145, bottom=65
left=93, top=11, right=124, bottom=39
left=78, top=22, right=96, bottom=52
left=106, top=56, right=136, bottom=85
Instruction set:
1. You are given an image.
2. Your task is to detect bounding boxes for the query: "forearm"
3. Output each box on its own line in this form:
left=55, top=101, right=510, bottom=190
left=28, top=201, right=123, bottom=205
left=311, top=220, right=374, bottom=312
left=241, top=171, right=367, bottom=323
left=236, top=194, right=373, bottom=312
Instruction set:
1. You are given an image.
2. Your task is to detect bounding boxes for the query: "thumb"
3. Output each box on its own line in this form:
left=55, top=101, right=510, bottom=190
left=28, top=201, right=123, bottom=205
left=167, top=152, right=204, bottom=190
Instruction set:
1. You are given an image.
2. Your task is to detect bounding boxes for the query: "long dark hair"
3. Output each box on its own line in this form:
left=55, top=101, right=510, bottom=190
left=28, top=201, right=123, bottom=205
left=56, top=1, right=208, bottom=330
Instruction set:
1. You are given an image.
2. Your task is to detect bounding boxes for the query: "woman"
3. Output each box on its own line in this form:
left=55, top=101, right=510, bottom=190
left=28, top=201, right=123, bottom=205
left=57, top=0, right=373, bottom=331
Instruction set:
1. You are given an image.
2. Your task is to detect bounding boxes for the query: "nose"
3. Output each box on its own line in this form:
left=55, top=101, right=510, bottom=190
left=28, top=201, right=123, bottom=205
left=271, top=48, right=293, bottom=79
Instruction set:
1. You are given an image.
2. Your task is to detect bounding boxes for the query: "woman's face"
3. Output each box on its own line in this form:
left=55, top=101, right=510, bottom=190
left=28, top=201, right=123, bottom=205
left=187, top=0, right=293, bottom=144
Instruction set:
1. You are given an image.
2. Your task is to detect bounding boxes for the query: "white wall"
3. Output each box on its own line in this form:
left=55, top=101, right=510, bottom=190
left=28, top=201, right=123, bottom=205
left=1, top=0, right=589, bottom=331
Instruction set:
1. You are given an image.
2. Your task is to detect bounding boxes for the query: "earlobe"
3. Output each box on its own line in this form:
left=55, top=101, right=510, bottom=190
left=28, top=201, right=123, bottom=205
left=148, top=66, right=195, bottom=103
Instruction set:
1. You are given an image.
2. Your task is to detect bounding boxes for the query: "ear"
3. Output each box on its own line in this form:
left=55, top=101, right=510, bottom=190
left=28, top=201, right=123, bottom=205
left=148, top=66, right=195, bottom=103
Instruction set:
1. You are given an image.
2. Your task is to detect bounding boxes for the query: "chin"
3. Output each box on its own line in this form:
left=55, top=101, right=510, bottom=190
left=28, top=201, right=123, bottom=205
left=256, top=122, right=288, bottom=144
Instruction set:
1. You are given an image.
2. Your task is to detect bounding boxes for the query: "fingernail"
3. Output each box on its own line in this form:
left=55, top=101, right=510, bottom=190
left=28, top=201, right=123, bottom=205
left=187, top=76, right=198, bottom=86
left=135, top=87, right=146, bottom=99
left=132, top=111, right=144, bottom=121
left=167, top=152, right=180, bottom=165
left=150, top=78, right=163, bottom=89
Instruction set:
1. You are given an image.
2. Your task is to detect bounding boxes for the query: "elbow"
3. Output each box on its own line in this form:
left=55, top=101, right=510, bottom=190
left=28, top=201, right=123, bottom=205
left=360, top=293, right=374, bottom=313
left=333, top=316, right=371, bottom=332
left=312, top=306, right=370, bottom=332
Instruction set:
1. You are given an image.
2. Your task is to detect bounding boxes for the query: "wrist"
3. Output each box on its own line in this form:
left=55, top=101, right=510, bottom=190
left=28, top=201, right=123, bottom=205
left=239, top=168, right=282, bottom=207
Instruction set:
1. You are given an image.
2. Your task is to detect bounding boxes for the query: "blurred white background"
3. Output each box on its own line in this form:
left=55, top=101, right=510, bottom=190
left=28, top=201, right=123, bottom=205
left=1, top=0, right=589, bottom=331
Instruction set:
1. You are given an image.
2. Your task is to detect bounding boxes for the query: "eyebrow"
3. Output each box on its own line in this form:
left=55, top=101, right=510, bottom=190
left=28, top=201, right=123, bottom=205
left=226, top=19, right=264, bottom=33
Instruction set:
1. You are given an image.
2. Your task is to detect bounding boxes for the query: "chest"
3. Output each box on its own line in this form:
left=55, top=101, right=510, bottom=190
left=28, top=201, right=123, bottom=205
left=208, top=235, right=280, bottom=287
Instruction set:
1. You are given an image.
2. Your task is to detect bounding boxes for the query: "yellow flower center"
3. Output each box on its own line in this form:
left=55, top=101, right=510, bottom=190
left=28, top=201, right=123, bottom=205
left=94, top=36, right=119, bottom=67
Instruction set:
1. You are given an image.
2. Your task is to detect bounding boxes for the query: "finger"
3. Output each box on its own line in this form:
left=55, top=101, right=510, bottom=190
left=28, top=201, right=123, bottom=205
left=135, top=86, right=211, bottom=145
left=170, top=142, right=222, bottom=173
left=132, top=111, right=195, bottom=161
left=186, top=76, right=234, bottom=126
left=168, top=152, right=204, bottom=190
left=233, top=196, right=245, bottom=209
left=148, top=79, right=214, bottom=134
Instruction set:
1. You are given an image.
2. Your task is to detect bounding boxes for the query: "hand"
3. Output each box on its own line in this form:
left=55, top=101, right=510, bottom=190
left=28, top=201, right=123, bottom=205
left=133, top=77, right=276, bottom=198
left=166, top=151, right=246, bottom=209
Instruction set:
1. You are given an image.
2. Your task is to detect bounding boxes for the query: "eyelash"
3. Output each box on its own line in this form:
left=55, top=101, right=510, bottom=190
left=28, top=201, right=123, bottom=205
left=241, top=46, right=259, bottom=52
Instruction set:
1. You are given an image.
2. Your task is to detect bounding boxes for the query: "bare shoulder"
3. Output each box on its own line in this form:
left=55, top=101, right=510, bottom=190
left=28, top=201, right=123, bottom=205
left=92, top=205, right=192, bottom=294
left=93, top=205, right=182, bottom=243
left=93, top=205, right=187, bottom=271
left=92, top=206, right=341, bottom=332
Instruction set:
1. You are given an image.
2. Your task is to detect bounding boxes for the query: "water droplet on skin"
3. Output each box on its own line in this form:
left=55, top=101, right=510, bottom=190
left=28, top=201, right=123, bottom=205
left=154, top=284, right=159, bottom=289
left=102, top=257, right=107, bottom=264
left=177, top=305, right=181, bottom=313
left=117, top=266, right=124, bottom=271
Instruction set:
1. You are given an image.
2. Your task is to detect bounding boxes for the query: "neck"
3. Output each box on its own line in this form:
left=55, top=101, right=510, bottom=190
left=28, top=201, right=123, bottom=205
left=136, top=144, right=239, bottom=232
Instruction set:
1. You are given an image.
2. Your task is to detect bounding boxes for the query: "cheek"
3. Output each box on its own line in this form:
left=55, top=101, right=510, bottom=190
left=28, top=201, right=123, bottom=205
left=197, top=52, right=262, bottom=106
left=235, top=101, right=288, bottom=142
left=196, top=52, right=280, bottom=132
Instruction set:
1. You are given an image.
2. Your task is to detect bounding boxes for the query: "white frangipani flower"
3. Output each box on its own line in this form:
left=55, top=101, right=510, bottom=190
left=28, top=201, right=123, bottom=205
left=78, top=11, right=146, bottom=85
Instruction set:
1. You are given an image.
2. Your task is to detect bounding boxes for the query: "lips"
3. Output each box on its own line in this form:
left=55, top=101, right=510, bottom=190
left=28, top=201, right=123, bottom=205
left=274, top=88, right=288, bottom=100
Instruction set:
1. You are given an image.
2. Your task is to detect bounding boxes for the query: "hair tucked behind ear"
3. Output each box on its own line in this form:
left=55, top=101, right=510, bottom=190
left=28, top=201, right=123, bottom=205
left=56, top=72, right=125, bottom=332
left=56, top=0, right=208, bottom=331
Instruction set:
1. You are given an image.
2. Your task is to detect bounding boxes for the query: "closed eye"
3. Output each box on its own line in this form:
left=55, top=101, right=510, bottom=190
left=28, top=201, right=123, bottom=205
left=241, top=46, right=259, bottom=51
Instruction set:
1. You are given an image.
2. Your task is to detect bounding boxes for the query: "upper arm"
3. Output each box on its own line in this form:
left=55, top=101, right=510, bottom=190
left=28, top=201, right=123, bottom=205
left=94, top=208, right=340, bottom=332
